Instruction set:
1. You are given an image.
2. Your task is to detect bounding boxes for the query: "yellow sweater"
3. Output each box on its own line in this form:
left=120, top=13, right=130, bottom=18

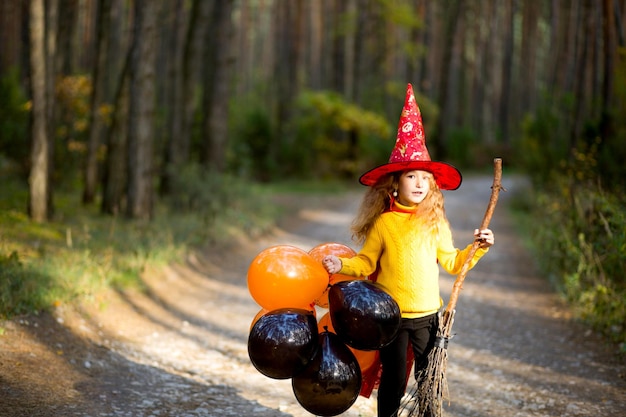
left=339, top=207, right=488, bottom=318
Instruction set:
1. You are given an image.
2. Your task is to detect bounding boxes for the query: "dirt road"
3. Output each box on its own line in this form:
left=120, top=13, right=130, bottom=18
left=1, top=174, right=624, bottom=417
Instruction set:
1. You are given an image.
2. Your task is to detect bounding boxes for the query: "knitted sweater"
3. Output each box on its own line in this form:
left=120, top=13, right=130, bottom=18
left=339, top=204, right=488, bottom=318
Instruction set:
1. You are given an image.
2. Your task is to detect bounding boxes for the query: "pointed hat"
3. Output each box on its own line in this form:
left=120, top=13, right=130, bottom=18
left=359, top=83, right=462, bottom=190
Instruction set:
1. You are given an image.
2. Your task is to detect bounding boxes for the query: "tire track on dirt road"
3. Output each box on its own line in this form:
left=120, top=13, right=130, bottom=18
left=244, top=174, right=626, bottom=416
left=1, top=174, right=624, bottom=417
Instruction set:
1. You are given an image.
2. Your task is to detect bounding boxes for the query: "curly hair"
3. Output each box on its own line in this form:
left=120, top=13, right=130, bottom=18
left=350, top=171, right=449, bottom=245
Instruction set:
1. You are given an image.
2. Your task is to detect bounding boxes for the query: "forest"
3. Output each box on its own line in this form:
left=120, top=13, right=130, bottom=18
left=0, top=1, right=625, bottom=349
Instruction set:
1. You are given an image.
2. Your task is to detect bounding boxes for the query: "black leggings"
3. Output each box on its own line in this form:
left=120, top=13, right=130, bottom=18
left=377, top=313, right=439, bottom=417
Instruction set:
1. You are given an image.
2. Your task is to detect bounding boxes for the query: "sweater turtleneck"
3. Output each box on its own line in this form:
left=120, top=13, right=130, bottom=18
left=339, top=208, right=488, bottom=318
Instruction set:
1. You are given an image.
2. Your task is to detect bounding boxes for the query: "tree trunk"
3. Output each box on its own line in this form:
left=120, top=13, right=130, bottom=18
left=101, top=48, right=131, bottom=215
left=159, top=0, right=188, bottom=195
left=564, top=0, right=584, bottom=94
left=101, top=0, right=132, bottom=215
left=271, top=0, right=304, bottom=169
left=329, top=0, right=346, bottom=93
left=308, top=0, right=323, bottom=90
left=344, top=0, right=357, bottom=100
left=432, top=0, right=462, bottom=158
left=28, top=0, right=49, bottom=222
left=520, top=0, right=540, bottom=116
left=569, top=0, right=594, bottom=148
left=201, top=0, right=235, bottom=172
left=83, top=0, right=112, bottom=204
left=498, top=0, right=515, bottom=144
left=413, top=0, right=428, bottom=94
left=126, top=0, right=158, bottom=220
left=0, top=0, right=24, bottom=75
left=482, top=0, right=496, bottom=144
left=57, top=0, right=78, bottom=75
left=179, top=0, right=213, bottom=163
left=599, top=0, right=616, bottom=140
left=45, top=0, right=59, bottom=218
left=468, top=1, right=481, bottom=133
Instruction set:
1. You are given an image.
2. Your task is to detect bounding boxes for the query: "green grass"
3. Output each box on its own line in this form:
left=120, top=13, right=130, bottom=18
left=0, top=201, right=191, bottom=316
left=0, top=170, right=356, bottom=319
left=509, top=179, right=626, bottom=354
left=0, top=174, right=272, bottom=318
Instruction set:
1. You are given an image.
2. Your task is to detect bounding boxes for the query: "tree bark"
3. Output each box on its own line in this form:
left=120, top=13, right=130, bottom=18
left=179, top=0, right=213, bottom=163
left=520, top=0, right=540, bottom=116
left=432, top=0, right=462, bottom=158
left=271, top=0, right=304, bottom=168
left=101, top=48, right=130, bottom=215
left=569, top=0, right=594, bottom=148
left=599, top=0, right=616, bottom=140
left=308, top=0, right=323, bottom=90
left=45, top=0, right=59, bottom=218
left=28, top=0, right=49, bottom=222
left=159, top=0, right=188, bottom=195
left=83, top=0, right=112, bottom=204
left=498, top=0, right=515, bottom=144
left=126, top=0, right=158, bottom=220
left=56, top=0, right=78, bottom=75
left=201, top=0, right=235, bottom=172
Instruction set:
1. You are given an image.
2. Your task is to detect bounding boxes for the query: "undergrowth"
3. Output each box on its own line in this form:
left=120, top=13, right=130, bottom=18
left=0, top=166, right=280, bottom=319
left=511, top=155, right=626, bottom=354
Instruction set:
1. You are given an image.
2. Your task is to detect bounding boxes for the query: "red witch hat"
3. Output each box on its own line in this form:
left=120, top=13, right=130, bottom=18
left=359, top=83, right=462, bottom=190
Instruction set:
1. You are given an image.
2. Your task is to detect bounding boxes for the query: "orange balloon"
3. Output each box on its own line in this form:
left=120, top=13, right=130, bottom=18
left=247, top=245, right=329, bottom=311
left=318, top=312, right=378, bottom=374
left=309, top=243, right=362, bottom=308
left=350, top=344, right=379, bottom=374
left=251, top=307, right=317, bottom=330
left=250, top=308, right=269, bottom=330
left=309, top=242, right=357, bottom=263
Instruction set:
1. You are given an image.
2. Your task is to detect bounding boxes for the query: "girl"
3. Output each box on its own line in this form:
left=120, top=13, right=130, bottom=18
left=322, top=84, right=494, bottom=417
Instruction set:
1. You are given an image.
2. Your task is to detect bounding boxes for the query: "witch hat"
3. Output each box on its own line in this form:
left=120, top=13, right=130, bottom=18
left=359, top=84, right=462, bottom=190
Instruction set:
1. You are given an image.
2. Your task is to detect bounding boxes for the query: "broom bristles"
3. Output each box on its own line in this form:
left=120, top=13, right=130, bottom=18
left=398, top=345, right=449, bottom=416
left=398, top=312, right=454, bottom=417
left=399, top=159, right=502, bottom=417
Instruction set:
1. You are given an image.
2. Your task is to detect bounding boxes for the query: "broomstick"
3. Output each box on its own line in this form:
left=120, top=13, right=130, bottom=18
left=398, top=158, right=504, bottom=417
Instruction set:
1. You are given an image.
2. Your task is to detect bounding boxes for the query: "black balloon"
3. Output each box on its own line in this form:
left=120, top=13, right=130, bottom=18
left=248, top=308, right=318, bottom=379
left=329, top=280, right=401, bottom=350
left=292, top=331, right=362, bottom=416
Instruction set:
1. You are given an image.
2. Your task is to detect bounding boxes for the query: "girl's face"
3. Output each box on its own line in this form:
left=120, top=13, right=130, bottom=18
left=397, top=170, right=432, bottom=206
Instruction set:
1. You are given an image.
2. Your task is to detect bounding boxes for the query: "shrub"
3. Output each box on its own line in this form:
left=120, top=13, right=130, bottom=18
left=525, top=173, right=625, bottom=351
left=164, top=163, right=275, bottom=241
left=0, top=68, right=29, bottom=174
left=290, top=90, right=391, bottom=180
left=517, top=100, right=625, bottom=352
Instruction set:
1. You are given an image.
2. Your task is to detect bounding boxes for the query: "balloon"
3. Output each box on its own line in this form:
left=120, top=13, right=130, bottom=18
left=251, top=306, right=316, bottom=331
left=247, top=245, right=329, bottom=310
left=318, top=312, right=378, bottom=374
left=308, top=243, right=361, bottom=308
left=292, top=331, right=362, bottom=416
left=329, top=280, right=401, bottom=350
left=250, top=308, right=269, bottom=330
left=248, top=308, right=318, bottom=379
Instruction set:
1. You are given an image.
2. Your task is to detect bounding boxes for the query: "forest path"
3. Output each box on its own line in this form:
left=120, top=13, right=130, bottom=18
left=0, top=174, right=624, bottom=417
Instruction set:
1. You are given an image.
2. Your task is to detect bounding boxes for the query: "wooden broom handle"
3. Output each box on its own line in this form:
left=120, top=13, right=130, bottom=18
left=444, top=158, right=503, bottom=319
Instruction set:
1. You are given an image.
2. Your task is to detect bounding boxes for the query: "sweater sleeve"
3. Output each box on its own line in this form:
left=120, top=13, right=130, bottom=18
left=437, top=222, right=488, bottom=275
left=338, top=222, right=383, bottom=278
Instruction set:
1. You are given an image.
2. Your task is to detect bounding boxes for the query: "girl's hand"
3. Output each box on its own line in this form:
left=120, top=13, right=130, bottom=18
left=323, top=255, right=342, bottom=274
left=474, top=228, right=494, bottom=248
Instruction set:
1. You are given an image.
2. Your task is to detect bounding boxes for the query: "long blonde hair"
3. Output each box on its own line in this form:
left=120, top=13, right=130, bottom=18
left=351, top=171, right=448, bottom=245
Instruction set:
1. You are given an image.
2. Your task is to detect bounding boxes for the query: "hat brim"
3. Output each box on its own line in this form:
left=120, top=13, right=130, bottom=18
left=359, top=161, right=462, bottom=190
